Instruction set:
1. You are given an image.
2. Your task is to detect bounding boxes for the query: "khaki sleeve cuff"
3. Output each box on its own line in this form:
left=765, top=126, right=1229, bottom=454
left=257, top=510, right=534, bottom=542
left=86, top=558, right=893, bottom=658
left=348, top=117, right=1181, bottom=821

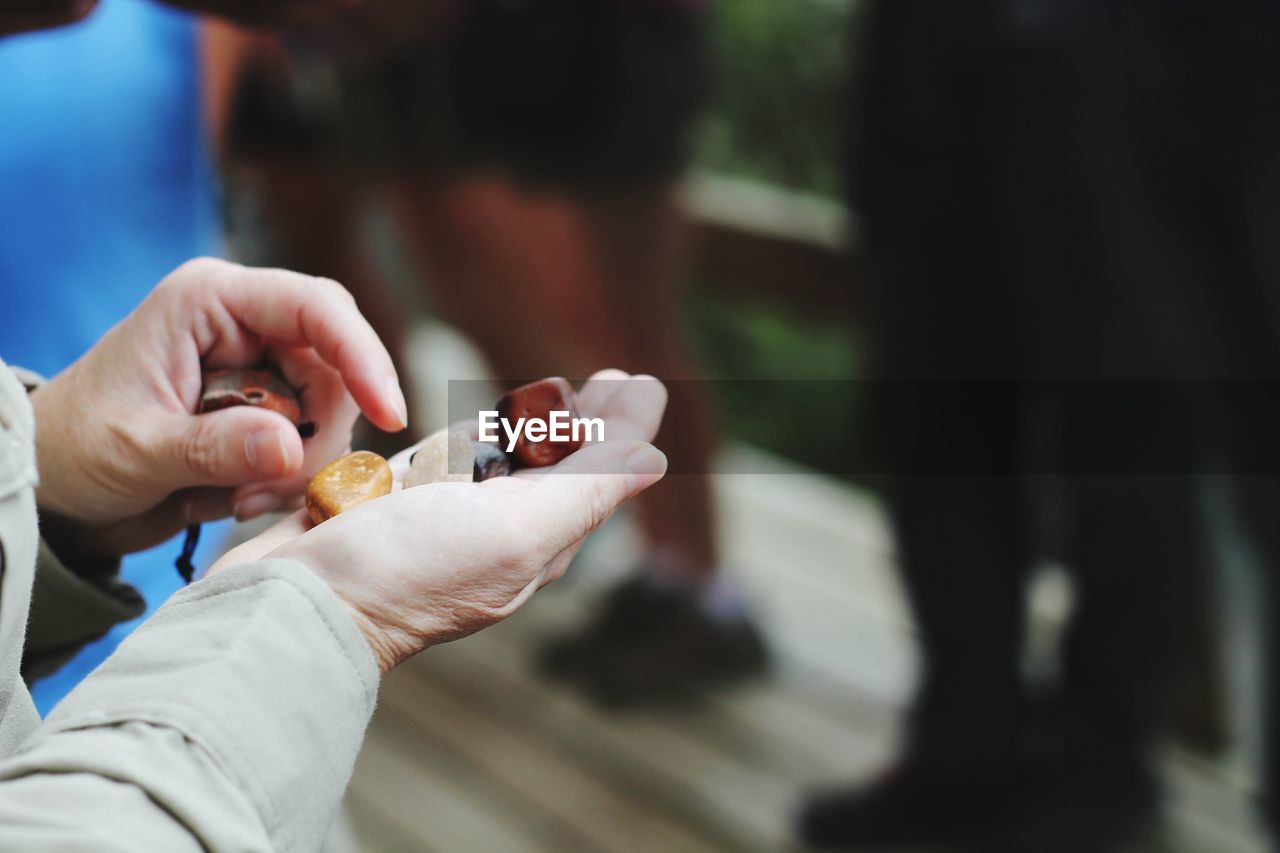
left=11, top=559, right=379, bottom=852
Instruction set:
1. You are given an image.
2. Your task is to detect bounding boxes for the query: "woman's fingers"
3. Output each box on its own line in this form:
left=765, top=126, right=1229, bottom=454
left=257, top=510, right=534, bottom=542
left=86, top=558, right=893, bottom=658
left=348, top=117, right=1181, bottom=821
left=188, top=261, right=408, bottom=433
left=388, top=375, right=665, bottom=502
left=576, top=369, right=633, bottom=415
left=157, top=405, right=305, bottom=489
left=522, top=439, right=667, bottom=551
left=583, top=374, right=667, bottom=443
left=228, top=344, right=362, bottom=516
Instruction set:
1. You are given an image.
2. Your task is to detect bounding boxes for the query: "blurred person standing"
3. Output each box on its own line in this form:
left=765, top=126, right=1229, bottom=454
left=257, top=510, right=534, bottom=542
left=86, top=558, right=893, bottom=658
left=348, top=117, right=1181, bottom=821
left=224, top=0, right=768, bottom=708
left=792, top=1, right=1270, bottom=849
left=0, top=0, right=441, bottom=714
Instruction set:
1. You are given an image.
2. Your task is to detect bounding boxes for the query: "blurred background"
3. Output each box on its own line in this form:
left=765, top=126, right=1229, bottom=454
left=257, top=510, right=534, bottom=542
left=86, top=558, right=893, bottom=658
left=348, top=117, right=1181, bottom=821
left=2, top=0, right=1278, bottom=850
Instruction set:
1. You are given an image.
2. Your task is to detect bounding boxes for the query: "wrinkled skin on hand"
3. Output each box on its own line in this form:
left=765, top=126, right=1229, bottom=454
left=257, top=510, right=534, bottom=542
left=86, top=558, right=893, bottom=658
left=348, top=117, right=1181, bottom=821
left=210, top=371, right=668, bottom=673
left=31, top=258, right=406, bottom=559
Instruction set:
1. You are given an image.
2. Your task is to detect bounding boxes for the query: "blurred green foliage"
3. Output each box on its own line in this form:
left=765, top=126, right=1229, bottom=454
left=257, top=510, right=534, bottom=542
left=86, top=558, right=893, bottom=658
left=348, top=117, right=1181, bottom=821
left=696, top=0, right=858, bottom=198
left=687, top=1, right=863, bottom=476
left=687, top=293, right=861, bottom=478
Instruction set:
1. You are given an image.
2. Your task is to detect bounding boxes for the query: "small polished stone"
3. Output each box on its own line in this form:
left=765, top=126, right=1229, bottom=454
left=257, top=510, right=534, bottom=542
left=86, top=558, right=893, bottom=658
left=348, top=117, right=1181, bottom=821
left=406, top=430, right=475, bottom=488
left=495, top=377, right=583, bottom=467
left=472, top=441, right=512, bottom=481
left=181, top=367, right=308, bottom=584
left=306, top=450, right=392, bottom=524
left=200, top=367, right=302, bottom=426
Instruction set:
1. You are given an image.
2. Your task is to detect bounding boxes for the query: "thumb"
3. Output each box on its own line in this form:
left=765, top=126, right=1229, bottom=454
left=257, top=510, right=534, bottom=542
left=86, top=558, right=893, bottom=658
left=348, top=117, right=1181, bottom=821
left=525, top=440, right=668, bottom=548
left=161, top=406, right=304, bottom=488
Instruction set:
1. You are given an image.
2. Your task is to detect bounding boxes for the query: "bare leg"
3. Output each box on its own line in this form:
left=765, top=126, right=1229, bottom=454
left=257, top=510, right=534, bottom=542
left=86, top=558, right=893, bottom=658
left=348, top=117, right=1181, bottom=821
left=236, top=159, right=416, bottom=447
left=393, top=175, right=721, bottom=579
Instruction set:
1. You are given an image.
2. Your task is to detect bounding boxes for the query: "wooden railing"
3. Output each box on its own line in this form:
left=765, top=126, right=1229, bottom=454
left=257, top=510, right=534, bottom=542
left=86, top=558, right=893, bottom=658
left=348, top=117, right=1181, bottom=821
left=682, top=172, right=859, bottom=318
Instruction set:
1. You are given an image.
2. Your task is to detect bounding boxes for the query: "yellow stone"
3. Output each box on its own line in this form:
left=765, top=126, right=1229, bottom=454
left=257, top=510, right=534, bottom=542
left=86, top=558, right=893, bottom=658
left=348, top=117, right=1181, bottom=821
left=306, top=450, right=393, bottom=525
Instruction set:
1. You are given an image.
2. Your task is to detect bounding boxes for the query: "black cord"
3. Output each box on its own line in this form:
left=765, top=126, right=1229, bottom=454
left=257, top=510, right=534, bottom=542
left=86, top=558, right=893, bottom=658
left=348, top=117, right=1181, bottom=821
left=174, top=421, right=315, bottom=584
left=175, top=523, right=201, bottom=584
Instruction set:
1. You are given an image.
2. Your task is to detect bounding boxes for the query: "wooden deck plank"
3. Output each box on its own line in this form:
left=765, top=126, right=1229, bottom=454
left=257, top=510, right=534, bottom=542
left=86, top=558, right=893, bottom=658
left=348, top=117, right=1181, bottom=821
left=525, top=581, right=901, bottom=784
left=1163, top=754, right=1269, bottom=853
left=348, top=721, right=554, bottom=853
left=335, top=432, right=1267, bottom=853
left=414, top=625, right=797, bottom=852
left=344, top=794, right=434, bottom=853
left=375, top=666, right=726, bottom=853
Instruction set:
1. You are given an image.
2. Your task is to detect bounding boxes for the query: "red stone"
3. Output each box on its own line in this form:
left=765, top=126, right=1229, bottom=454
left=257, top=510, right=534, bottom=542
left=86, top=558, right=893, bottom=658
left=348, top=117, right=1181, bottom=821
left=199, top=367, right=302, bottom=426
left=495, top=378, right=583, bottom=467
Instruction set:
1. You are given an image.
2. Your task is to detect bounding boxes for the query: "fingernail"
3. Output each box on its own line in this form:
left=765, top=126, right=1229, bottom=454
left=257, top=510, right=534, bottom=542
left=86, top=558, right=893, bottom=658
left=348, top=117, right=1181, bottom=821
left=624, top=445, right=667, bottom=493
left=245, top=429, right=292, bottom=475
left=387, top=376, right=409, bottom=430
left=234, top=492, right=282, bottom=521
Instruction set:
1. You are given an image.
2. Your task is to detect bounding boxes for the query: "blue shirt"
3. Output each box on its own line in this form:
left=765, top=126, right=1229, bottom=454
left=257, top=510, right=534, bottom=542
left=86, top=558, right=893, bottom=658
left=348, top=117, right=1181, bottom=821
left=0, top=0, right=225, bottom=713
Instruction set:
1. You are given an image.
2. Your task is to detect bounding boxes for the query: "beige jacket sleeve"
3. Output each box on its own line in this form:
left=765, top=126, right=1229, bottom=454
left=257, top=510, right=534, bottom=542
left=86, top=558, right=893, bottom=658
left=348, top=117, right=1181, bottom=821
left=7, top=366, right=148, bottom=682
left=0, top=559, right=380, bottom=852
left=1, top=351, right=380, bottom=852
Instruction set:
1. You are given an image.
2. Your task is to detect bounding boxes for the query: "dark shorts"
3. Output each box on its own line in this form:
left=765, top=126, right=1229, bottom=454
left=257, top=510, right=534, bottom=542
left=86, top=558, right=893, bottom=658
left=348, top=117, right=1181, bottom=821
left=230, top=0, right=710, bottom=189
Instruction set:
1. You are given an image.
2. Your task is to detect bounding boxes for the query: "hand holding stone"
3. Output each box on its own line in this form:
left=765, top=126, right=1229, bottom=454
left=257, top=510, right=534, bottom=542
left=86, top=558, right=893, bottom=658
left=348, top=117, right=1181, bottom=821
left=211, top=371, right=668, bottom=673
left=30, top=258, right=407, bottom=558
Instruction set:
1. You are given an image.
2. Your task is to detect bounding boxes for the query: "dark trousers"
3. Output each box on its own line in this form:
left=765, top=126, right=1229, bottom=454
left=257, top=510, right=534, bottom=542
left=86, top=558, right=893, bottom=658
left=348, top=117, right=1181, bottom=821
left=853, top=0, right=1277, bottom=814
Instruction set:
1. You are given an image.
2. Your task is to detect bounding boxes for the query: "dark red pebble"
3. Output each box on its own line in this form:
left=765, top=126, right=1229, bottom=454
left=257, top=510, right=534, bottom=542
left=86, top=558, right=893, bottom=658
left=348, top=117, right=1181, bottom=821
left=495, top=378, right=583, bottom=467
left=182, top=366, right=307, bottom=584
left=200, top=367, right=302, bottom=426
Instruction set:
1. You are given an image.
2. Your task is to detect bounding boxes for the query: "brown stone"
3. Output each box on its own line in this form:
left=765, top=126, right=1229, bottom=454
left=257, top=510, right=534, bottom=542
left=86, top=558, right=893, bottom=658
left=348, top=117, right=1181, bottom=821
left=495, top=378, right=583, bottom=468
left=200, top=367, right=302, bottom=426
left=306, top=450, right=393, bottom=524
left=405, top=430, right=475, bottom=488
